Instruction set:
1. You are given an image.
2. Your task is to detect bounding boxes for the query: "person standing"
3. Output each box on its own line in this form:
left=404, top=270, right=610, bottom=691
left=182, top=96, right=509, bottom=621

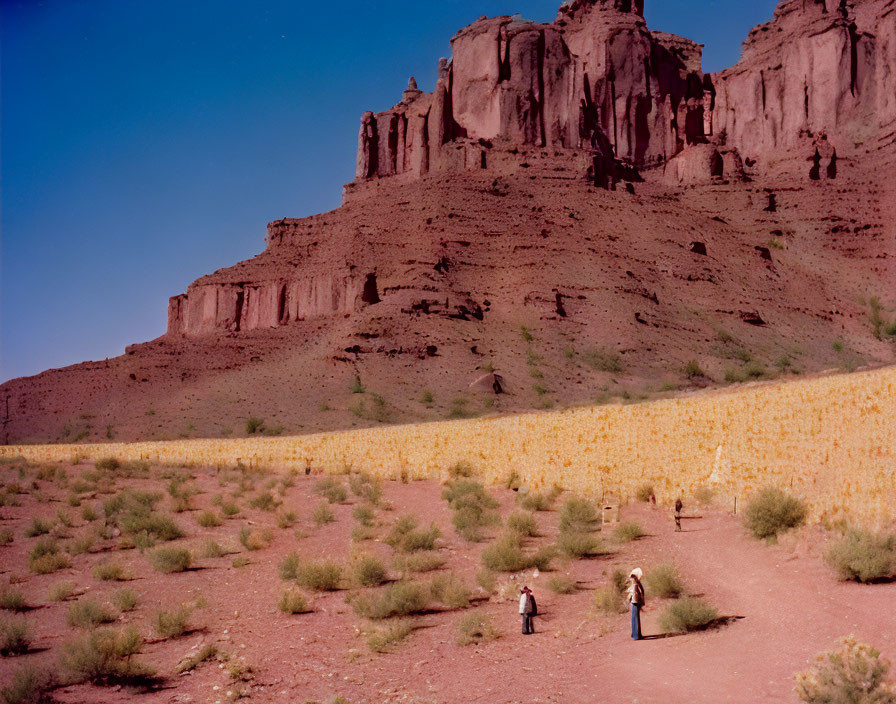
left=627, top=568, right=645, bottom=640
left=674, top=497, right=683, bottom=532
left=519, top=586, right=536, bottom=635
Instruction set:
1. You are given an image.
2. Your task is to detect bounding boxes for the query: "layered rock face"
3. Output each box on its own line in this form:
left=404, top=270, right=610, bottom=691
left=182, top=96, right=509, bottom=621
left=352, top=0, right=711, bottom=186
left=712, top=0, right=896, bottom=165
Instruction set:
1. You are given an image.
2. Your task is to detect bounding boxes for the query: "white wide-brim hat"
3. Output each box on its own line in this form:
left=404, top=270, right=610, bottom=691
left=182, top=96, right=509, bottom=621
left=630, top=568, right=643, bottom=580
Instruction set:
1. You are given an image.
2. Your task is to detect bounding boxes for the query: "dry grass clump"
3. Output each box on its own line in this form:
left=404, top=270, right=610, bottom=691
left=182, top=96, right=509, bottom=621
left=146, top=546, right=192, bottom=574
left=367, top=619, right=414, bottom=653
left=0, top=528, right=13, bottom=546
left=393, top=552, right=446, bottom=574
left=0, top=588, right=26, bottom=612
left=92, top=561, right=129, bottom=582
left=635, top=484, right=655, bottom=502
left=826, top=529, right=896, bottom=583
left=112, top=588, right=138, bottom=612
left=24, top=517, right=53, bottom=538
left=429, top=573, right=472, bottom=609
left=248, top=491, right=279, bottom=512
left=442, top=480, right=500, bottom=542
left=556, top=530, right=604, bottom=559
left=196, top=510, right=223, bottom=528
left=693, top=486, right=716, bottom=505
left=0, top=617, right=32, bottom=655
left=506, top=512, right=538, bottom=537
left=481, top=531, right=554, bottom=572
left=60, top=626, right=153, bottom=684
left=547, top=574, right=577, bottom=594
left=385, top=515, right=440, bottom=552
left=744, top=486, right=807, bottom=541
left=351, top=554, right=388, bottom=587
left=353, top=504, right=376, bottom=527
left=658, top=597, right=718, bottom=633
left=593, top=569, right=628, bottom=614
left=516, top=489, right=560, bottom=511
left=153, top=604, right=192, bottom=639
left=350, top=581, right=429, bottom=620
left=315, top=477, right=348, bottom=504
left=349, top=473, right=383, bottom=505
left=239, top=526, right=272, bottom=551
left=199, top=539, right=228, bottom=559
left=104, top=489, right=184, bottom=546
left=48, top=581, right=77, bottom=602
left=558, top=496, right=599, bottom=533
left=456, top=612, right=500, bottom=646
left=278, top=588, right=311, bottom=614
left=67, top=598, right=117, bottom=629
left=278, top=553, right=300, bottom=581
left=476, top=569, right=497, bottom=593
left=0, top=664, right=56, bottom=704
left=276, top=509, right=298, bottom=529
left=645, top=563, right=683, bottom=598
left=795, top=635, right=896, bottom=704
left=29, top=538, right=71, bottom=574
left=295, top=559, right=344, bottom=591
left=614, top=521, right=645, bottom=543
left=312, top=501, right=335, bottom=526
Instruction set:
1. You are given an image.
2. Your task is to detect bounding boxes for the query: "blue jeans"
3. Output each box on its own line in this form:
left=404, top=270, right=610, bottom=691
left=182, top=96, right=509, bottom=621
left=631, top=603, right=642, bottom=640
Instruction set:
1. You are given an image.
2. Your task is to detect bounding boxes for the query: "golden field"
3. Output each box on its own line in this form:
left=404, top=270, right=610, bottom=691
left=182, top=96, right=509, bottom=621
left=2, top=367, right=894, bottom=522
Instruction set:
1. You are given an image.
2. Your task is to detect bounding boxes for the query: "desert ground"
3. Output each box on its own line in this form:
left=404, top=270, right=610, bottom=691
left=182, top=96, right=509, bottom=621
left=0, top=456, right=893, bottom=703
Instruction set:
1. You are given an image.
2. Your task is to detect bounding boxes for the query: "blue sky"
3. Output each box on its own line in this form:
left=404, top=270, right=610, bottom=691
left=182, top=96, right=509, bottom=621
left=0, top=0, right=778, bottom=382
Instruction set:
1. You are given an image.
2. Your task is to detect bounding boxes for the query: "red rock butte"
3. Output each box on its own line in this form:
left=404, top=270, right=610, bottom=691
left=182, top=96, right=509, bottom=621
left=3, top=0, right=894, bottom=444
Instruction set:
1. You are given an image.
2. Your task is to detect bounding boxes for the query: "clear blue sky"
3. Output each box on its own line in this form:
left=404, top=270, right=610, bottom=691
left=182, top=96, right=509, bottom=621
left=0, top=0, right=778, bottom=382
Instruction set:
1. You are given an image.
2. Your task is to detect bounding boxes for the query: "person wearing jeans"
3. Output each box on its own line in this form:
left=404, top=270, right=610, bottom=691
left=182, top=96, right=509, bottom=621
left=519, top=586, right=535, bottom=634
left=627, top=568, right=645, bottom=640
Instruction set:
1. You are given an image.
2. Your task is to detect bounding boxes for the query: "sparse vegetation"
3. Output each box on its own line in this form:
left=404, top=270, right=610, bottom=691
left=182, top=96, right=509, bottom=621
left=456, top=612, right=500, bottom=646
left=352, top=553, right=388, bottom=587
left=312, top=501, right=335, bottom=526
left=60, top=626, right=153, bottom=684
left=153, top=604, right=192, bottom=639
left=506, top=511, right=538, bottom=537
left=199, top=539, right=227, bottom=559
left=547, top=574, right=577, bottom=594
left=29, top=538, right=70, bottom=574
left=826, top=529, right=896, bottom=583
left=443, top=479, right=500, bottom=541
left=112, top=588, right=138, bottom=612
left=146, top=546, right=193, bottom=573
left=239, top=526, right=272, bottom=551
left=593, top=583, right=627, bottom=614
left=197, top=510, right=223, bottom=527
left=429, top=573, right=472, bottom=609
left=350, top=581, right=429, bottom=620
left=24, top=517, right=53, bottom=538
left=48, top=581, right=77, bottom=602
left=684, top=359, right=706, bottom=379
left=658, top=597, right=718, bottom=633
left=0, top=617, right=31, bottom=655
left=175, top=642, right=218, bottom=674
left=0, top=589, right=26, bottom=612
left=795, top=635, right=896, bottom=704
left=367, top=619, right=414, bottom=653
left=278, top=588, right=310, bottom=614
left=614, top=521, right=645, bottom=543
left=92, top=560, right=129, bottom=582
left=385, top=515, right=440, bottom=552
left=393, top=552, right=445, bottom=574
left=634, top=484, right=655, bottom=502
left=67, top=598, right=117, bottom=629
left=744, top=486, right=807, bottom=540
left=583, top=347, right=624, bottom=373
left=0, top=664, right=56, bottom=704
left=517, top=486, right=562, bottom=511
left=558, top=496, right=599, bottom=533
left=645, top=563, right=683, bottom=598
left=245, top=417, right=265, bottom=434
left=295, top=559, right=344, bottom=591
left=556, top=530, right=603, bottom=559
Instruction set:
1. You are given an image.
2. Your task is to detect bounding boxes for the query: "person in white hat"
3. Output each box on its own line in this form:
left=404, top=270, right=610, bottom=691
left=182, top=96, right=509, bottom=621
left=627, top=568, right=645, bottom=640
left=519, top=585, right=536, bottom=635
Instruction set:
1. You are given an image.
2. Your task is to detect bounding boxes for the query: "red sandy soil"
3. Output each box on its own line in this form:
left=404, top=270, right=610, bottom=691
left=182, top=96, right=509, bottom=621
left=1, top=461, right=894, bottom=704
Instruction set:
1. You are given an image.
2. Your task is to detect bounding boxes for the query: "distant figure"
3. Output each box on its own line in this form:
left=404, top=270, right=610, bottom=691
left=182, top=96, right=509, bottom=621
left=674, top=497, right=683, bottom=531
left=519, top=586, right=537, bottom=635
left=627, top=569, right=645, bottom=640
left=809, top=149, right=821, bottom=180
left=827, top=149, right=838, bottom=180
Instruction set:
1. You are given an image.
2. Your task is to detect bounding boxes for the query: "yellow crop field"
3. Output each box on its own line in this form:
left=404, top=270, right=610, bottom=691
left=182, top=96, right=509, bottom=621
left=2, top=367, right=894, bottom=522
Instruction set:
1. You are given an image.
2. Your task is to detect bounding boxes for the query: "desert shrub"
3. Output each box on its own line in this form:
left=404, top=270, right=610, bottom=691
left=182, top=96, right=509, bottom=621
left=199, top=539, right=227, bottom=559
left=447, top=461, right=475, bottom=479
left=146, top=546, right=192, bottom=574
left=67, top=598, right=117, bottom=629
left=385, top=515, right=440, bottom=552
left=276, top=510, right=298, bottom=529
left=353, top=504, right=376, bottom=527
left=429, top=573, right=471, bottom=609
left=352, top=554, right=388, bottom=587
left=24, top=517, right=53, bottom=538
left=315, top=478, right=348, bottom=504
left=60, top=626, right=152, bottom=683
left=48, top=581, right=76, bottom=602
left=0, top=664, right=56, bottom=704
left=393, top=552, right=446, bottom=574
left=92, top=561, right=129, bottom=582
left=232, top=556, right=249, bottom=568
left=614, top=521, right=645, bottom=543
left=795, top=635, right=896, bottom=704
left=221, top=500, right=241, bottom=517
left=684, top=359, right=705, bottom=378
left=517, top=487, right=562, bottom=511
left=368, top=619, right=414, bottom=653
left=593, top=584, right=627, bottom=614
left=238, top=526, right=272, bottom=551
left=153, top=604, right=192, bottom=639
left=0, top=617, right=31, bottom=655
left=456, top=612, right=500, bottom=646
left=476, top=569, right=497, bottom=593
left=0, top=528, right=12, bottom=546
left=443, top=480, right=500, bottom=541
left=556, top=530, right=603, bottom=559
left=528, top=545, right=556, bottom=571
left=558, top=497, right=599, bottom=533
left=245, top=417, right=265, bottom=434
left=693, top=486, right=716, bottom=505
left=634, top=484, right=655, bottom=502
left=67, top=532, right=95, bottom=556
left=29, top=538, right=70, bottom=574
left=645, top=564, right=683, bottom=598
left=351, top=525, right=377, bottom=542
left=295, top=559, right=343, bottom=591
left=348, top=474, right=382, bottom=505
left=507, top=512, right=538, bottom=537
left=249, top=491, right=278, bottom=511
left=312, top=501, right=335, bottom=526
left=94, top=457, right=120, bottom=472
left=81, top=504, right=99, bottom=522
left=196, top=510, right=223, bottom=528
left=104, top=489, right=183, bottom=544
left=350, top=581, right=429, bottom=620
left=547, top=574, right=576, bottom=594
left=481, top=533, right=528, bottom=572
left=119, top=460, right=150, bottom=477
left=0, top=589, right=26, bottom=612
left=658, top=597, right=718, bottom=633
left=111, top=588, right=138, bottom=612
left=278, top=588, right=310, bottom=614
left=279, top=552, right=300, bottom=581
left=744, top=486, right=807, bottom=540
left=826, top=529, right=896, bottom=583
